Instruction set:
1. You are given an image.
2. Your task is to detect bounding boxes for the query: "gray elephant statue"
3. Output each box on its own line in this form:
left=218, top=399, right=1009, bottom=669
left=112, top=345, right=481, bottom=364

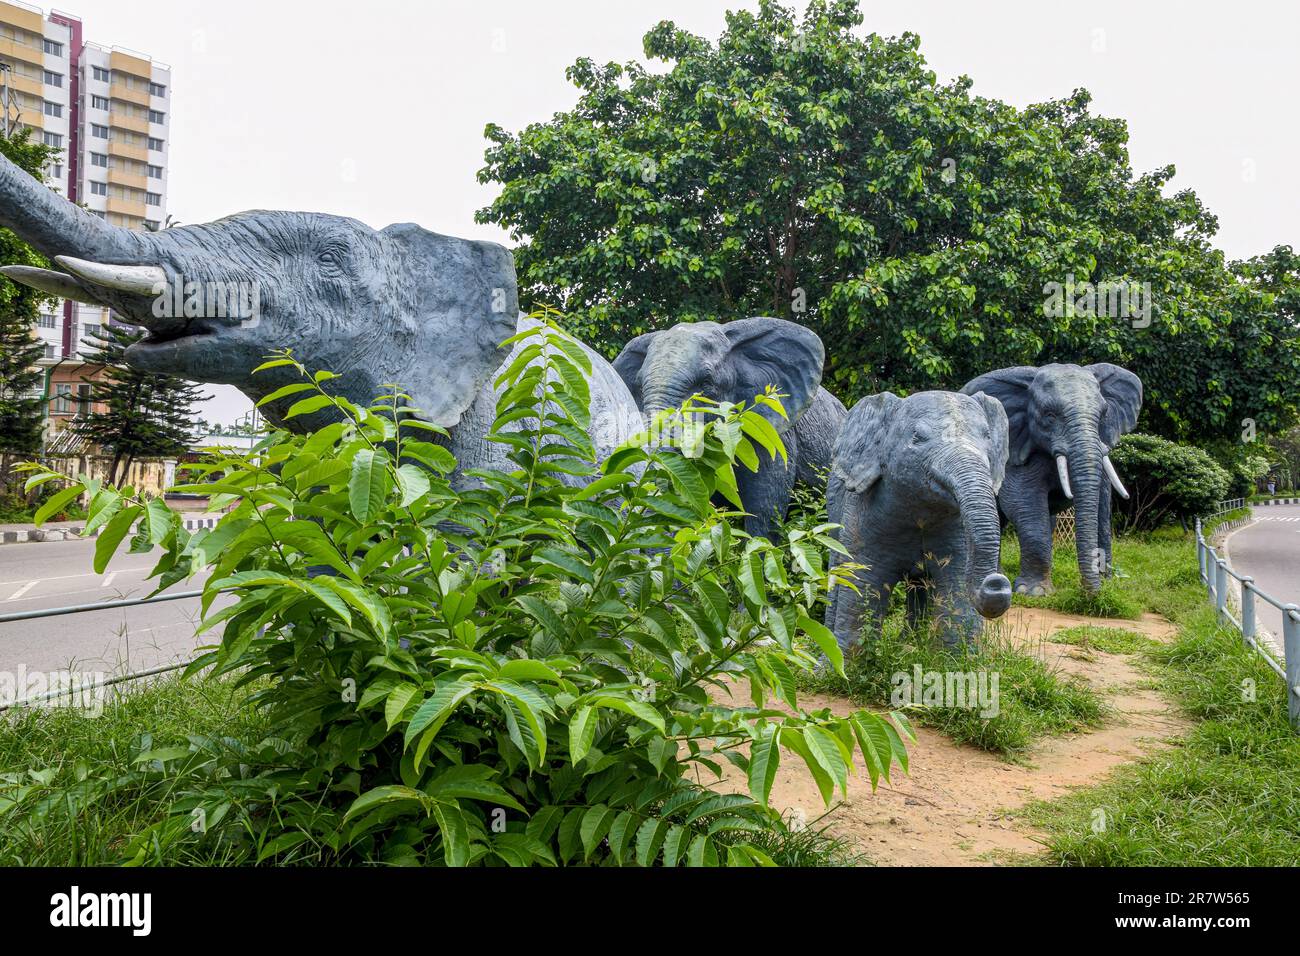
left=0, top=152, right=640, bottom=487
left=825, top=390, right=1013, bottom=650
left=960, top=363, right=1143, bottom=595
left=613, top=318, right=847, bottom=538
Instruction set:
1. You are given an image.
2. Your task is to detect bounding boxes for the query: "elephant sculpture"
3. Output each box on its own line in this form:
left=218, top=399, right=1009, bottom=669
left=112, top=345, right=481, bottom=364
left=825, top=390, right=1013, bottom=650
left=613, top=318, right=847, bottom=538
left=960, top=363, right=1143, bottom=595
left=0, top=152, right=640, bottom=487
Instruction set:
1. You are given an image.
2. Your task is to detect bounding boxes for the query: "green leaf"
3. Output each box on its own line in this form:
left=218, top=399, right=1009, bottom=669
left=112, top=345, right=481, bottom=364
left=349, top=448, right=390, bottom=523
left=395, top=463, right=431, bottom=506
left=747, top=726, right=781, bottom=806
left=799, top=614, right=844, bottom=677
left=93, top=505, right=141, bottom=574
left=404, top=680, right=476, bottom=748
left=284, top=394, right=337, bottom=419
left=33, top=485, right=82, bottom=526
left=569, top=706, right=598, bottom=764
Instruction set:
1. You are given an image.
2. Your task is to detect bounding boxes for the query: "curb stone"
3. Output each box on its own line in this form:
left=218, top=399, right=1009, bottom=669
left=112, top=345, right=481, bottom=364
left=0, top=515, right=221, bottom=546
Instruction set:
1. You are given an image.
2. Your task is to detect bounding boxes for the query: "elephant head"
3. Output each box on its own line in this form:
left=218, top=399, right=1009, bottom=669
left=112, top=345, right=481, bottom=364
left=612, top=317, right=824, bottom=435
left=961, top=363, right=1143, bottom=593
left=0, top=151, right=518, bottom=432
left=835, top=390, right=1013, bottom=620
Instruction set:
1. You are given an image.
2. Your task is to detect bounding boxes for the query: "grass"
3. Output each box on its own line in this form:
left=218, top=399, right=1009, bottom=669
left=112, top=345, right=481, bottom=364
left=1017, top=524, right=1300, bottom=866
left=1049, top=625, right=1159, bottom=656
left=0, top=673, right=269, bottom=866
left=809, top=613, right=1105, bottom=758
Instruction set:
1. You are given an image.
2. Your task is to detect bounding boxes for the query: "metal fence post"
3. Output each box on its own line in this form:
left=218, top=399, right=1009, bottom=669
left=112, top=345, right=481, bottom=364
left=1215, top=560, right=1228, bottom=621
left=1241, top=578, right=1256, bottom=647
left=1284, top=605, right=1300, bottom=732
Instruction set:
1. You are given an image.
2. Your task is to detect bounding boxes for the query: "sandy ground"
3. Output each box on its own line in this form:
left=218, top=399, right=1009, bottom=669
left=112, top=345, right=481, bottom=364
left=707, top=606, right=1188, bottom=865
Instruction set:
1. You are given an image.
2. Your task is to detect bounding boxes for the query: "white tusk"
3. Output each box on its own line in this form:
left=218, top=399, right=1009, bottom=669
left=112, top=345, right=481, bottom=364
left=55, top=255, right=166, bottom=296
left=1055, top=454, right=1073, bottom=499
left=0, top=265, right=103, bottom=303
left=1103, top=455, right=1130, bottom=499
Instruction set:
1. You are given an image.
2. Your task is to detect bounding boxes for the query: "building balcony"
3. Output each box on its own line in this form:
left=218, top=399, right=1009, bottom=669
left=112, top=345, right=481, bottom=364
left=108, top=108, right=148, bottom=134
left=108, top=79, right=149, bottom=107
left=0, top=38, right=41, bottom=69
left=106, top=194, right=146, bottom=218
left=107, top=166, right=147, bottom=190
left=107, top=139, right=147, bottom=162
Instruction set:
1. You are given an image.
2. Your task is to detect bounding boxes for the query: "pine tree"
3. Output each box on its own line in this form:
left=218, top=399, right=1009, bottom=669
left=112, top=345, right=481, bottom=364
left=0, top=129, right=60, bottom=476
left=76, top=324, right=208, bottom=484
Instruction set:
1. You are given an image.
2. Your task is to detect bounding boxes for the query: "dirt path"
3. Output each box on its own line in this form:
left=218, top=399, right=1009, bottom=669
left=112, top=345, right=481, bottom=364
left=709, top=606, right=1188, bottom=865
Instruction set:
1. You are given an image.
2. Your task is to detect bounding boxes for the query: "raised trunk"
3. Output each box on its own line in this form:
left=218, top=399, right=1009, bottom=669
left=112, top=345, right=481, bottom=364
left=0, top=150, right=146, bottom=262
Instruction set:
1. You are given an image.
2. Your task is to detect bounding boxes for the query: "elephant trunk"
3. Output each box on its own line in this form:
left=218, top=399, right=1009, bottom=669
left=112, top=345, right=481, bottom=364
left=0, top=150, right=148, bottom=263
left=1064, top=416, right=1105, bottom=594
left=942, top=452, right=1012, bottom=619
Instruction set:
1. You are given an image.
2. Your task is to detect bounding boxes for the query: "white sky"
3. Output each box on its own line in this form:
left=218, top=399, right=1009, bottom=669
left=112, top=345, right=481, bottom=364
left=60, top=0, right=1300, bottom=423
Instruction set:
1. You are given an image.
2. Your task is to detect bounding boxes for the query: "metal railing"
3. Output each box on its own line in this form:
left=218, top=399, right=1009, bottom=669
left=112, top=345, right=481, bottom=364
left=1195, top=503, right=1300, bottom=731
left=0, top=588, right=204, bottom=713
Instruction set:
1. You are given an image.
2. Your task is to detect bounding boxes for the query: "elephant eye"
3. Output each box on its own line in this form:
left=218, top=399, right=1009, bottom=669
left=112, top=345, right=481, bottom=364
left=912, top=427, right=931, bottom=443
left=318, top=246, right=347, bottom=272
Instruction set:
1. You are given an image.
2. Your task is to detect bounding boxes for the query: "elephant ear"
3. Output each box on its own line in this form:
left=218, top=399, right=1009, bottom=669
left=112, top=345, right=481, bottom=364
left=961, top=366, right=1037, bottom=466
left=970, top=391, right=1010, bottom=493
left=612, top=331, right=659, bottom=407
left=835, top=392, right=902, bottom=494
left=381, top=223, right=519, bottom=429
left=722, top=317, right=824, bottom=430
left=1088, top=363, right=1143, bottom=449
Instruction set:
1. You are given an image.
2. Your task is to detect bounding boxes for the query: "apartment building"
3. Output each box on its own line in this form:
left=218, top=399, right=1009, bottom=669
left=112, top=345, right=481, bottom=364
left=0, top=1, right=171, bottom=434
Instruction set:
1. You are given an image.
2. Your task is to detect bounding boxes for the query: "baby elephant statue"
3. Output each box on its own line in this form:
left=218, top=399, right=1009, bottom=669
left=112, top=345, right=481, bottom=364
left=614, top=317, right=846, bottom=539
left=825, top=390, right=1014, bottom=650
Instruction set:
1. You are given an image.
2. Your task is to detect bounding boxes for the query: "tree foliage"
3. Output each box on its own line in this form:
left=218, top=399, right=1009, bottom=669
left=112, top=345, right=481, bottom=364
left=1109, top=433, right=1232, bottom=531
left=0, top=129, right=58, bottom=458
left=477, top=0, right=1300, bottom=445
left=75, top=324, right=207, bottom=482
left=20, top=317, right=911, bottom=866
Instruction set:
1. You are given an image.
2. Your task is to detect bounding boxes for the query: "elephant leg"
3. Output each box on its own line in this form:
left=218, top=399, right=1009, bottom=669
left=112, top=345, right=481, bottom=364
left=737, top=433, right=799, bottom=539
left=1098, top=485, right=1114, bottom=576
left=1001, top=464, right=1055, bottom=595
left=830, top=572, right=894, bottom=652
left=925, top=527, right=982, bottom=647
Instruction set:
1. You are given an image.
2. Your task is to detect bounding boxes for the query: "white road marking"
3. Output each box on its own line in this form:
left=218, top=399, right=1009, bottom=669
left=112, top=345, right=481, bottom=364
left=0, top=566, right=153, bottom=587
left=6, top=580, right=38, bottom=601
left=102, top=571, right=118, bottom=588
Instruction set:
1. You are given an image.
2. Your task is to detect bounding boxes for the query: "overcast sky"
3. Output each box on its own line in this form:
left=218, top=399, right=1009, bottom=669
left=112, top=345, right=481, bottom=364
left=61, top=0, right=1300, bottom=423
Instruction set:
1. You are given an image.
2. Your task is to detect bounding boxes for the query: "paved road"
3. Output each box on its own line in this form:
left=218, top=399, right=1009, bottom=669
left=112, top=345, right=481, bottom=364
left=0, top=537, right=222, bottom=692
left=1225, top=503, right=1300, bottom=657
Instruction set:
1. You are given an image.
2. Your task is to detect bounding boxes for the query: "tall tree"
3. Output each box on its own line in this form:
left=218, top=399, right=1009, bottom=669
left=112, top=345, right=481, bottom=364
left=0, top=128, right=58, bottom=459
left=477, top=0, right=1300, bottom=445
left=76, top=324, right=207, bottom=484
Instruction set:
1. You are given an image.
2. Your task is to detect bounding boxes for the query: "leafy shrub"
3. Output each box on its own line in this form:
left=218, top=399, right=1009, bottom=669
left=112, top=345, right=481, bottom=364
left=17, top=318, right=910, bottom=867
left=1109, top=433, right=1231, bottom=531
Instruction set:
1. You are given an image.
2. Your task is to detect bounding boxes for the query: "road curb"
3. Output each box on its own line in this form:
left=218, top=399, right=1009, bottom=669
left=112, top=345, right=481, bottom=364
left=0, top=515, right=221, bottom=546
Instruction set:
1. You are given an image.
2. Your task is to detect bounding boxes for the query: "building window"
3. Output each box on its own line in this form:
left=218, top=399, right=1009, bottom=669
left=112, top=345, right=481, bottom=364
left=146, top=164, right=162, bottom=179
left=147, top=136, right=164, bottom=151
left=43, top=70, right=63, bottom=88
left=91, top=123, right=108, bottom=139
left=45, top=344, right=57, bottom=360
left=42, top=131, right=62, bottom=148
left=52, top=383, right=73, bottom=413
left=147, top=109, right=165, bottom=124
left=90, top=152, right=108, bottom=167
left=91, top=210, right=106, bottom=219
left=82, top=323, right=101, bottom=342
left=149, top=81, right=166, bottom=97
left=43, top=39, right=63, bottom=56
left=49, top=162, right=63, bottom=179
left=146, top=192, right=161, bottom=206
left=91, top=94, right=109, bottom=110
left=43, top=101, right=62, bottom=118
left=144, top=219, right=160, bottom=231
left=38, top=314, right=57, bottom=329
left=92, top=66, right=110, bottom=82
left=90, top=180, right=107, bottom=195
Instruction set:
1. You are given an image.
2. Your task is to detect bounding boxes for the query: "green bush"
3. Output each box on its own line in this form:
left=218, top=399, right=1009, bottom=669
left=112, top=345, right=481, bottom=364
left=14, top=317, right=910, bottom=867
left=1109, top=433, right=1231, bottom=531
